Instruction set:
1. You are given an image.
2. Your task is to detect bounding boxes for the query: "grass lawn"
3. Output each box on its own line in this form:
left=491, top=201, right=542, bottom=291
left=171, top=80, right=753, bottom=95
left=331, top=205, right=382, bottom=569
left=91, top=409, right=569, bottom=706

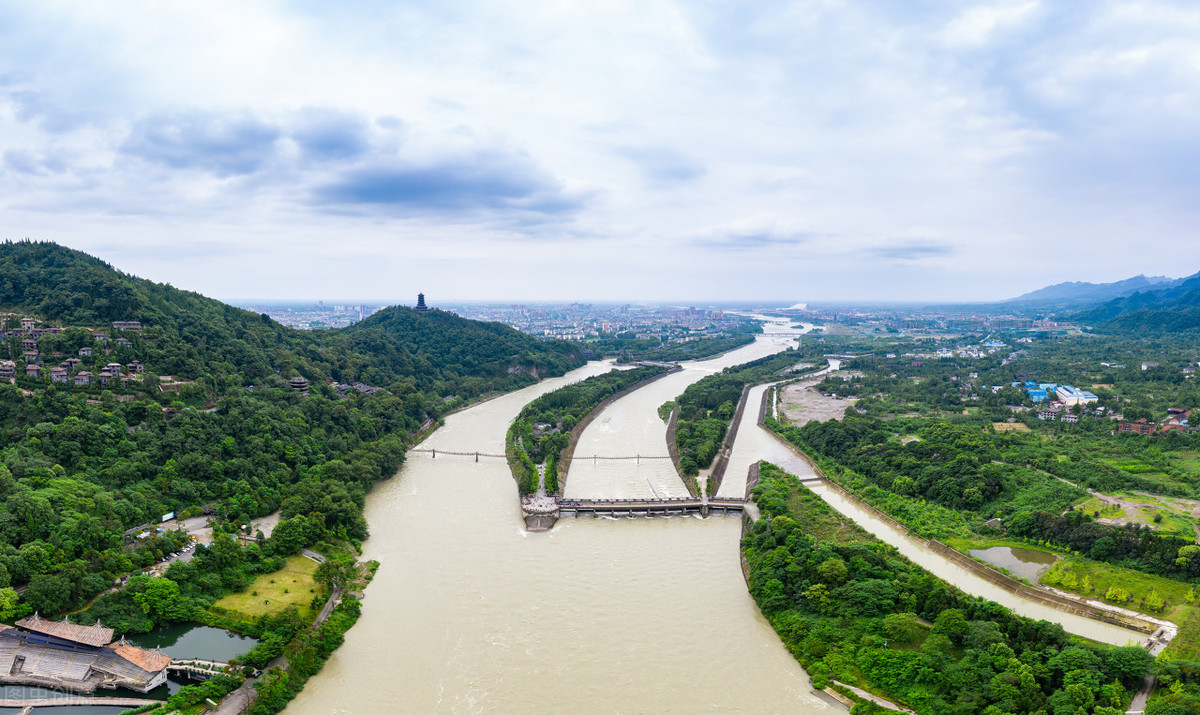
left=1039, top=557, right=1186, bottom=625
left=213, top=555, right=323, bottom=618
left=992, top=422, right=1031, bottom=432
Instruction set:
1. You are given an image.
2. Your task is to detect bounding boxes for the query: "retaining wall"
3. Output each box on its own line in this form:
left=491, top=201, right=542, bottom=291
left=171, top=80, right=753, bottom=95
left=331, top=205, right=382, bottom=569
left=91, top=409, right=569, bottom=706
left=706, top=383, right=755, bottom=495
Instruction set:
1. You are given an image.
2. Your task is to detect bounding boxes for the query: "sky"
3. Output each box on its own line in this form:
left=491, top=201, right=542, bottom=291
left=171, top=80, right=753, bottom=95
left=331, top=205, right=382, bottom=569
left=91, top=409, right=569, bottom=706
left=1, top=0, right=1199, bottom=304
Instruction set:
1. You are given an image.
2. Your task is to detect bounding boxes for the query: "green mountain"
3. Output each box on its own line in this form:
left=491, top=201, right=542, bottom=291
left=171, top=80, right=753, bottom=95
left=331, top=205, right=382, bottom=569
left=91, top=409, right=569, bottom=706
left=1073, top=270, right=1200, bottom=333
left=0, top=240, right=585, bottom=628
left=0, top=240, right=583, bottom=388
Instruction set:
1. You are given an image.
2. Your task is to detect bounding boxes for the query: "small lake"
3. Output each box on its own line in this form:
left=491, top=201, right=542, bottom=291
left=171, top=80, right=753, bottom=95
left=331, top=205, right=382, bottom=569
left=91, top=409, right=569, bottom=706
left=126, top=623, right=255, bottom=663
left=970, top=545, right=1059, bottom=582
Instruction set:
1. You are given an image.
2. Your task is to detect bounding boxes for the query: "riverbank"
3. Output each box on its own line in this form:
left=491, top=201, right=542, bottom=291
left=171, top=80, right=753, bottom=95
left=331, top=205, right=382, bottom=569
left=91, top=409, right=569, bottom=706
left=766, top=425, right=1169, bottom=642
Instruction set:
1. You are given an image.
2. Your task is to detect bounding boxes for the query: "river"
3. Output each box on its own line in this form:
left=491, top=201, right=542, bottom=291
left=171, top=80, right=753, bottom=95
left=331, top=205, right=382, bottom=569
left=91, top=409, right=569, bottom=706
left=289, top=328, right=840, bottom=713
left=291, top=318, right=1143, bottom=714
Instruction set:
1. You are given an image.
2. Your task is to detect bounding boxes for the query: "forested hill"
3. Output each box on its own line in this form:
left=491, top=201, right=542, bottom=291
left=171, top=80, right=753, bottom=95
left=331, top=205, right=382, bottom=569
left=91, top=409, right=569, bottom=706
left=1073, top=270, right=1200, bottom=334
left=341, top=307, right=580, bottom=391
left=0, top=240, right=583, bottom=386
left=0, top=240, right=584, bottom=624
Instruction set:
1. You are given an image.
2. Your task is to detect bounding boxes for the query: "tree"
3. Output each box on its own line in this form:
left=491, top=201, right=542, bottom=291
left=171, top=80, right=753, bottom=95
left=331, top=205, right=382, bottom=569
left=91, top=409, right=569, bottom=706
left=818, top=557, right=848, bottom=585
left=24, top=573, right=70, bottom=615
left=1146, top=589, right=1165, bottom=613
left=132, top=577, right=193, bottom=621
left=0, top=587, right=18, bottom=620
left=882, top=612, right=922, bottom=644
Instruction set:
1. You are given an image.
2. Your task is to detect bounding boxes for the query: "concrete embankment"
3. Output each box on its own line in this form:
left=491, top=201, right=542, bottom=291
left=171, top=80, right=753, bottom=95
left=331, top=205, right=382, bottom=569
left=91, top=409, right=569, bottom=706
left=706, top=383, right=755, bottom=496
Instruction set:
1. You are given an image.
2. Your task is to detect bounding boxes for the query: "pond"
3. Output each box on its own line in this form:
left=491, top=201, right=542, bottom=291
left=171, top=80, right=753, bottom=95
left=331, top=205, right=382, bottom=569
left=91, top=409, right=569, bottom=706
left=969, top=545, right=1059, bottom=582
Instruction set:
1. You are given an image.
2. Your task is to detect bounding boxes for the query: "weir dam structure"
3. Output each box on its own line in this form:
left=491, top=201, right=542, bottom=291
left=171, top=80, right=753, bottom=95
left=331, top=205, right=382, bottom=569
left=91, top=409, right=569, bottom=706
left=409, top=449, right=745, bottom=519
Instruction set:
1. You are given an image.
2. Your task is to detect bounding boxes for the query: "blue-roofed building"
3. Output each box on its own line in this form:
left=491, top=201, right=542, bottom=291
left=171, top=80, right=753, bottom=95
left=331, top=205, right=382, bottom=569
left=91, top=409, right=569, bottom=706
left=1028, top=388, right=1048, bottom=403
left=1024, top=381, right=1038, bottom=388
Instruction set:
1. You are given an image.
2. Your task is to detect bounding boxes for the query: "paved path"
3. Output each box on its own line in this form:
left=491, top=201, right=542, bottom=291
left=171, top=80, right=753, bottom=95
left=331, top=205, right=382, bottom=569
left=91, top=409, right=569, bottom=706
left=0, top=697, right=163, bottom=708
left=1126, top=673, right=1157, bottom=714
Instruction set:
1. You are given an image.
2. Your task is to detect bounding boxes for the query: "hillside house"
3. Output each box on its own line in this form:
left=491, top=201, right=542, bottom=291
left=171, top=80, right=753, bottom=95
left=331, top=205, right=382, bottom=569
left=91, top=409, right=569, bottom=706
left=78, top=346, right=92, bottom=357
left=112, top=321, right=142, bottom=333
left=62, top=358, right=81, bottom=371
left=115, top=337, right=131, bottom=348
left=0, top=361, right=14, bottom=379
left=23, top=351, right=39, bottom=363
left=20, top=339, right=37, bottom=352
left=50, top=367, right=69, bottom=384
left=73, top=371, right=91, bottom=387
left=93, top=334, right=108, bottom=345
left=24, top=364, right=40, bottom=377
left=1118, top=419, right=1156, bottom=436
left=127, top=361, right=144, bottom=373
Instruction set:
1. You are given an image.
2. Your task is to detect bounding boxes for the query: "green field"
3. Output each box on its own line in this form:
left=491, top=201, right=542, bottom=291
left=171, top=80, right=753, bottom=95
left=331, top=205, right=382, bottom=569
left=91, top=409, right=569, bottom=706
left=213, top=555, right=322, bottom=618
left=1037, top=557, right=1200, bottom=658
left=1074, top=493, right=1196, bottom=539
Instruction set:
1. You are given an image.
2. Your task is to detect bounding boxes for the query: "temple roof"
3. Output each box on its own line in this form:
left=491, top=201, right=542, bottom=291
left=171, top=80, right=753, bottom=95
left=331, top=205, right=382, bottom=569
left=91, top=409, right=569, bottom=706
left=107, top=641, right=173, bottom=672
left=15, top=613, right=114, bottom=647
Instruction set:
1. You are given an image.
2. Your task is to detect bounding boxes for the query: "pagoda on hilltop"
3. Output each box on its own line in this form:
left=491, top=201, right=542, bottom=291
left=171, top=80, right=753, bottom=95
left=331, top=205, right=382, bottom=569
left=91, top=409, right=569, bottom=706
left=415, top=293, right=430, bottom=312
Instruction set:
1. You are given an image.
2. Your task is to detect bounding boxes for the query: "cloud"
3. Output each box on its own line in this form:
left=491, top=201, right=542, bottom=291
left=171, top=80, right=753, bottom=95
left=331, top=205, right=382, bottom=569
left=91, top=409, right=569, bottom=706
left=690, top=219, right=819, bottom=250
left=290, top=108, right=372, bottom=161
left=119, top=110, right=283, bottom=177
left=872, top=240, right=954, bottom=261
left=312, top=150, right=583, bottom=219
left=2, top=148, right=69, bottom=176
left=612, top=145, right=706, bottom=186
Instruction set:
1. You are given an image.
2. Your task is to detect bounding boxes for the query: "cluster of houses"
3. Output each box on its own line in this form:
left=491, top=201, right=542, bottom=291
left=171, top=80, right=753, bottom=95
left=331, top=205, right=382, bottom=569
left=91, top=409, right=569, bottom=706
left=1117, top=409, right=1195, bottom=436
left=1, top=317, right=146, bottom=390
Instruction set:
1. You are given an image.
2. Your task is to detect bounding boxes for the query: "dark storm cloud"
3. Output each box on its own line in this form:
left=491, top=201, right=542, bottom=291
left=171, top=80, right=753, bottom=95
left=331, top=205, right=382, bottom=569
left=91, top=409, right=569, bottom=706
left=119, top=110, right=283, bottom=177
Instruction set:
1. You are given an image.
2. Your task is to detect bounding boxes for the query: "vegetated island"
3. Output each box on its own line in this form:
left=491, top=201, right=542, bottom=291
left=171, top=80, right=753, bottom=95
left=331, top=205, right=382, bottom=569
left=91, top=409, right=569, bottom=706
left=506, top=364, right=674, bottom=528
left=664, top=350, right=825, bottom=495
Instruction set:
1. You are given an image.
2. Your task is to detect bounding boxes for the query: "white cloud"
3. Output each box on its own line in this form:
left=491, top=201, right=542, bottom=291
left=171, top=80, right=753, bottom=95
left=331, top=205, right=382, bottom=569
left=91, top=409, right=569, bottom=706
left=0, top=0, right=1197, bottom=302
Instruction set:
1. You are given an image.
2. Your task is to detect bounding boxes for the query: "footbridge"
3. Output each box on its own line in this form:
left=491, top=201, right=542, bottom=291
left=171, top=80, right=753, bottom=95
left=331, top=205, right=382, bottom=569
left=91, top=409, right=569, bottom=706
left=168, top=658, right=231, bottom=680
left=558, top=496, right=744, bottom=518
left=410, top=448, right=672, bottom=464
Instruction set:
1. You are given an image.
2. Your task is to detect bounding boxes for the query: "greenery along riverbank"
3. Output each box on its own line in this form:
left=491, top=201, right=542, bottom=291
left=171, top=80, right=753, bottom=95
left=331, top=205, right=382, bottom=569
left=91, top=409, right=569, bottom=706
left=0, top=241, right=589, bottom=709
left=745, top=462, right=1153, bottom=714
left=666, top=351, right=822, bottom=488
left=583, top=319, right=761, bottom=364
left=507, top=365, right=672, bottom=494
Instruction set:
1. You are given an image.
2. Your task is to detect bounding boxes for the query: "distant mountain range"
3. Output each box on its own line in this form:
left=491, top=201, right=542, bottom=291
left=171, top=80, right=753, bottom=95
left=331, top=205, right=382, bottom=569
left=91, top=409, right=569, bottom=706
left=1003, top=274, right=1182, bottom=307
left=1006, top=271, right=1200, bottom=333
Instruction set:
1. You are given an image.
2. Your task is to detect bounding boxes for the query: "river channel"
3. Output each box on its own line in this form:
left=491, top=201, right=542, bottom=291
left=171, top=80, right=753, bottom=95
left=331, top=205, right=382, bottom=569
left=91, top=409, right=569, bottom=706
left=292, top=318, right=1144, bottom=713
left=290, top=326, right=841, bottom=713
